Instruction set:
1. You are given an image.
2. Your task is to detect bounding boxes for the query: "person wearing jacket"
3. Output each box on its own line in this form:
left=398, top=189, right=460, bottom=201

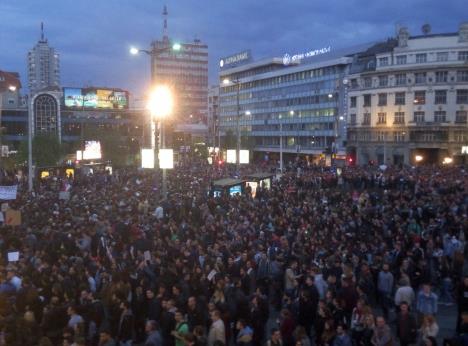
left=416, top=284, right=438, bottom=318
left=395, top=302, right=417, bottom=346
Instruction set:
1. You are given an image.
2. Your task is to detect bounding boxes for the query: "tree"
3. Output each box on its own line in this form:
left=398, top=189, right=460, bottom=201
left=16, top=133, right=63, bottom=167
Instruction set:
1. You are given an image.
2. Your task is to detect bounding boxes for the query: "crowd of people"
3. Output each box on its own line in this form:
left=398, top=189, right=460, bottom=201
left=0, top=159, right=467, bottom=346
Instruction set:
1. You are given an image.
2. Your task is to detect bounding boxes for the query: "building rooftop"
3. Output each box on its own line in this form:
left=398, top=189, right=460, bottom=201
left=0, top=70, right=21, bottom=92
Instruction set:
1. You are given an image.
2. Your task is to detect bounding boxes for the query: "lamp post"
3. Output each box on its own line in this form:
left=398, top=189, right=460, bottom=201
left=131, top=42, right=179, bottom=199
left=279, top=114, right=283, bottom=173
left=222, top=78, right=241, bottom=171
left=147, top=86, right=173, bottom=199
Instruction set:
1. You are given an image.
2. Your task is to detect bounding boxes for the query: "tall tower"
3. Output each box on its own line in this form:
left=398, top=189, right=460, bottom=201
left=27, top=22, right=60, bottom=94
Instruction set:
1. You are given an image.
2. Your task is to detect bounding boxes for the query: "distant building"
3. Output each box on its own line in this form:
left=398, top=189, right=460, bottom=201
left=347, top=23, right=468, bottom=165
left=0, top=70, right=22, bottom=110
left=218, top=44, right=372, bottom=163
left=27, top=23, right=60, bottom=94
left=150, top=6, right=208, bottom=124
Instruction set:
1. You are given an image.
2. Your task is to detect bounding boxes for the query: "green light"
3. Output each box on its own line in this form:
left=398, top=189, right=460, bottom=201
left=172, top=43, right=181, bottom=51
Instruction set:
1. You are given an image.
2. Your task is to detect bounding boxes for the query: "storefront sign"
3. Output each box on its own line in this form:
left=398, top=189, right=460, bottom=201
left=283, top=46, right=331, bottom=65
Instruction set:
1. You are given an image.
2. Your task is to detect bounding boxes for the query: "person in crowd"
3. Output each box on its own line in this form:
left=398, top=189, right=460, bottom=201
left=395, top=302, right=417, bottom=346
left=266, top=328, right=283, bottom=346
left=0, top=162, right=466, bottom=345
left=420, top=314, right=439, bottom=341
left=236, top=319, right=254, bottom=346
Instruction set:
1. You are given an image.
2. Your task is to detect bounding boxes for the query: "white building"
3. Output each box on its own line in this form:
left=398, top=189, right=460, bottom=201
left=347, top=23, right=468, bottom=165
left=27, top=23, right=60, bottom=94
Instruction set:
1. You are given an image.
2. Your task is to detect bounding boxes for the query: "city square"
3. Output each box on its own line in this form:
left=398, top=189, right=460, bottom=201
left=0, top=1, right=468, bottom=345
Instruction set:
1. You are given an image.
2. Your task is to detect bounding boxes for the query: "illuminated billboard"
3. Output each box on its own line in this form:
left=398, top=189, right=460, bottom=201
left=83, top=141, right=102, bottom=160
left=63, top=87, right=129, bottom=109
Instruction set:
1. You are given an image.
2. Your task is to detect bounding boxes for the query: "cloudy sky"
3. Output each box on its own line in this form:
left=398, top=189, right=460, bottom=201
left=0, top=0, right=466, bottom=97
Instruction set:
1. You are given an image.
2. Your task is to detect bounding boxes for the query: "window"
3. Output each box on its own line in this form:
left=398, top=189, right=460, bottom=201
left=457, top=89, right=468, bottom=104
left=396, top=55, right=407, bottom=65
left=378, top=93, right=387, bottom=106
left=422, top=133, right=436, bottom=142
left=454, top=131, right=467, bottom=142
left=363, top=94, right=371, bottom=107
left=379, top=57, right=389, bottom=66
left=457, top=70, right=468, bottom=82
left=362, top=113, right=371, bottom=125
left=416, top=53, right=427, bottom=63
left=434, top=111, right=447, bottom=123
left=414, top=111, right=425, bottom=123
left=364, top=78, right=372, bottom=88
left=458, top=51, right=468, bottom=61
left=436, top=52, right=449, bottom=62
left=378, top=75, right=388, bottom=87
left=434, top=90, right=447, bottom=104
left=377, top=131, right=386, bottom=141
left=415, top=72, right=426, bottom=84
left=456, top=111, right=467, bottom=123
left=350, top=96, right=357, bottom=108
left=351, top=79, right=358, bottom=89
left=395, top=92, right=406, bottom=105
left=394, top=131, right=406, bottom=142
left=394, top=112, right=405, bottom=124
left=435, top=71, right=448, bottom=83
left=8, top=99, right=14, bottom=105
left=377, top=112, right=387, bottom=124
left=350, top=114, right=356, bottom=125
left=414, top=90, right=426, bottom=105
left=395, top=73, right=406, bottom=86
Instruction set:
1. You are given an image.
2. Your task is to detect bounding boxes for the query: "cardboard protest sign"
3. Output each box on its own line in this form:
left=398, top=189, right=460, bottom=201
left=5, top=209, right=21, bottom=226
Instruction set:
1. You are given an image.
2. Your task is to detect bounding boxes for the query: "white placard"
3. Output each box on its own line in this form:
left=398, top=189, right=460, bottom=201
left=239, top=150, right=249, bottom=164
left=76, top=150, right=83, bottom=161
left=0, top=185, right=17, bottom=200
left=207, top=269, right=217, bottom=281
left=8, top=251, right=19, bottom=262
left=226, top=150, right=236, bottom=163
left=83, top=141, right=102, bottom=160
left=141, top=149, right=155, bottom=169
left=159, top=149, right=174, bottom=169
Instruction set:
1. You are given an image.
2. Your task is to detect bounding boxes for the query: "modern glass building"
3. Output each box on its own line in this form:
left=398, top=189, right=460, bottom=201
left=218, top=45, right=371, bottom=163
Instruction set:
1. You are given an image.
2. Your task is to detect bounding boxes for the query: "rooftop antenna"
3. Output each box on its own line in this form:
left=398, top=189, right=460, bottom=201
left=40, top=22, right=46, bottom=42
left=162, top=5, right=169, bottom=42
left=422, top=24, right=431, bottom=35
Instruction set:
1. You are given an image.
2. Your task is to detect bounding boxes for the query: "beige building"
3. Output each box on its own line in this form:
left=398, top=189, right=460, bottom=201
left=347, top=23, right=468, bottom=165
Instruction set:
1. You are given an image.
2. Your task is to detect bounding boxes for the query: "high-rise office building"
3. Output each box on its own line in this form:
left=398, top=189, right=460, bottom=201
left=151, top=6, right=208, bottom=124
left=27, top=23, right=60, bottom=94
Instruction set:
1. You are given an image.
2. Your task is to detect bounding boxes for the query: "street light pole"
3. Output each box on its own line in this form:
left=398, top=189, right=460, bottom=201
left=236, top=82, right=241, bottom=171
left=279, top=115, right=283, bottom=173
left=28, top=98, right=33, bottom=192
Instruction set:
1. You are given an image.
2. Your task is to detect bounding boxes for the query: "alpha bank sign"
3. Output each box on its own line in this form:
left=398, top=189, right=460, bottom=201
left=283, top=46, right=331, bottom=65
left=219, top=50, right=252, bottom=68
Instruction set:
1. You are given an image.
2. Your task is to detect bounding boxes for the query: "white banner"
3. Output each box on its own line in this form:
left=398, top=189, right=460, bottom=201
left=0, top=185, right=17, bottom=200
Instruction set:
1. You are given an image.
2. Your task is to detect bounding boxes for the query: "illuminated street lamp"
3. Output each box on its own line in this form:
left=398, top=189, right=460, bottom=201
left=415, top=155, right=424, bottom=163
left=129, top=43, right=181, bottom=56
left=222, top=78, right=241, bottom=170
left=8, top=85, right=16, bottom=92
left=147, top=85, right=174, bottom=199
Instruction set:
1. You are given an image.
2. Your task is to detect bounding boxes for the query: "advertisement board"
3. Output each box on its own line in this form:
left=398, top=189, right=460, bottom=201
left=159, top=149, right=174, bottom=169
left=141, top=149, right=155, bottom=169
left=63, top=88, right=129, bottom=109
left=226, top=150, right=236, bottom=164
left=83, top=141, right=102, bottom=160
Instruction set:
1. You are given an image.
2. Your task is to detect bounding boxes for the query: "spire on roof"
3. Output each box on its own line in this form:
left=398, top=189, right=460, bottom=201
left=162, top=5, right=168, bottom=42
left=40, top=22, right=47, bottom=43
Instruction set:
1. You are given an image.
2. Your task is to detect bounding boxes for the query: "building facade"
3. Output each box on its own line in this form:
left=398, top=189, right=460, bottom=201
left=218, top=46, right=370, bottom=162
left=27, top=23, right=60, bottom=94
left=347, top=23, right=468, bottom=165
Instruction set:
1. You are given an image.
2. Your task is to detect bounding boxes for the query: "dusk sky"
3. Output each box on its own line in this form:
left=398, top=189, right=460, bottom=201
left=0, top=0, right=466, bottom=98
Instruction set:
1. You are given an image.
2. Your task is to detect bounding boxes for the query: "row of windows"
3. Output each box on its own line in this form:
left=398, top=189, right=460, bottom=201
left=351, top=89, right=468, bottom=107
left=349, top=110, right=467, bottom=125
left=351, top=70, right=468, bottom=89
left=378, top=51, right=468, bottom=67
left=349, top=130, right=466, bottom=143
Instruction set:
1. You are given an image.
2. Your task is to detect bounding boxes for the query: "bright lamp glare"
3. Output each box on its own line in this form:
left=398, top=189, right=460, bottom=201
left=8, top=85, right=16, bottom=92
left=147, top=86, right=173, bottom=118
left=130, top=47, right=139, bottom=55
left=223, top=78, right=230, bottom=85
left=172, top=43, right=181, bottom=51
left=415, top=155, right=423, bottom=162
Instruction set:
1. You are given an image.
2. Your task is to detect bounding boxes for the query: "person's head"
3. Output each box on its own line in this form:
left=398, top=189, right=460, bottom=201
left=336, top=324, right=346, bottom=335
left=423, top=314, right=435, bottom=325
left=365, top=314, right=375, bottom=327
left=188, top=296, right=197, bottom=309
left=145, top=320, right=158, bottom=334
left=146, top=289, right=155, bottom=299
left=382, top=263, right=389, bottom=272
left=67, top=305, right=77, bottom=316
left=376, top=316, right=386, bottom=328
left=270, top=328, right=281, bottom=342
left=400, top=301, right=409, bottom=314
left=193, top=325, right=204, bottom=337
left=175, top=311, right=184, bottom=323
left=99, top=330, right=112, bottom=343
left=120, top=300, right=130, bottom=312
left=236, top=319, right=246, bottom=330
left=423, top=283, right=431, bottom=294
left=425, top=336, right=437, bottom=346
left=211, top=309, right=221, bottom=322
